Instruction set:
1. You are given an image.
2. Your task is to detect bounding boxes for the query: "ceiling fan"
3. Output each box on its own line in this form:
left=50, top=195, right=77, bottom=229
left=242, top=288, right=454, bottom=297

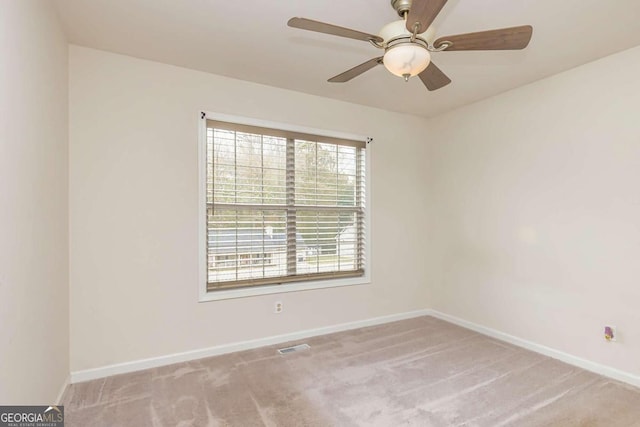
left=287, top=0, right=533, bottom=91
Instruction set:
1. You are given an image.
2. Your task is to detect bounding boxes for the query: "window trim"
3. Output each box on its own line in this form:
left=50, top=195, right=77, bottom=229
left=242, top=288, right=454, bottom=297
left=198, top=111, right=372, bottom=302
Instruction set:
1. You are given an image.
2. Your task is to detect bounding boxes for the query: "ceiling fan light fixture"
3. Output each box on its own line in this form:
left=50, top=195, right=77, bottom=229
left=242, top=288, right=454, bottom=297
left=383, top=42, right=431, bottom=80
left=288, top=0, right=533, bottom=91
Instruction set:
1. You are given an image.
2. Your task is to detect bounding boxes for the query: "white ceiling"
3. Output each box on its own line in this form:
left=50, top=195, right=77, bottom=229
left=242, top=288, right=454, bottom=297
left=54, top=0, right=640, bottom=118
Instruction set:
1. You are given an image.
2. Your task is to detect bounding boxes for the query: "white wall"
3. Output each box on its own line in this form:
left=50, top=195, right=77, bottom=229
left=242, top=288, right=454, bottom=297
left=0, top=1, right=69, bottom=403
left=68, top=46, right=431, bottom=372
left=428, top=46, right=640, bottom=376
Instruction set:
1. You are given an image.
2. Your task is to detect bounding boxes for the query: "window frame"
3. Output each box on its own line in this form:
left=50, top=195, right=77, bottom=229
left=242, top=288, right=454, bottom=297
left=198, top=112, right=371, bottom=302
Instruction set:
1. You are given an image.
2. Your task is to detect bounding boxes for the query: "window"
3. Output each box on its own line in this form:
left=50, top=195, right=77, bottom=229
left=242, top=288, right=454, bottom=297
left=204, top=119, right=367, bottom=293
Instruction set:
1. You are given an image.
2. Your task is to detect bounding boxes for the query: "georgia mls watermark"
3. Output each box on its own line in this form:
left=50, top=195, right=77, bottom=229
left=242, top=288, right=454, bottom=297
left=0, top=406, right=64, bottom=427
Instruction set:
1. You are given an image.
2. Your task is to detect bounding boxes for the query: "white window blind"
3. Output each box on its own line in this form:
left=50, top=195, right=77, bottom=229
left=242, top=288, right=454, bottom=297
left=206, top=120, right=366, bottom=291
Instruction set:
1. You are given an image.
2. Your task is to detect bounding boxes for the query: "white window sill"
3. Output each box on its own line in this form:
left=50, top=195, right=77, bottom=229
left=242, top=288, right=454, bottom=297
left=198, top=275, right=370, bottom=302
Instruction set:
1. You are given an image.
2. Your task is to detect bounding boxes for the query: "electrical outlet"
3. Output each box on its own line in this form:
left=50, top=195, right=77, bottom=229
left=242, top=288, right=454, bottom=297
left=604, top=326, right=617, bottom=342
left=274, top=301, right=283, bottom=314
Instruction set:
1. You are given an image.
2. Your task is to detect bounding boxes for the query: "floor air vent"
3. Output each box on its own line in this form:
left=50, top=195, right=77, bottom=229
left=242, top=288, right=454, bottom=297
left=277, top=344, right=310, bottom=355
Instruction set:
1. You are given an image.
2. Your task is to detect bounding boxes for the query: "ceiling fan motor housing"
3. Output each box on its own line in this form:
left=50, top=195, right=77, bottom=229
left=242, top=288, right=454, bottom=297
left=378, top=19, right=435, bottom=45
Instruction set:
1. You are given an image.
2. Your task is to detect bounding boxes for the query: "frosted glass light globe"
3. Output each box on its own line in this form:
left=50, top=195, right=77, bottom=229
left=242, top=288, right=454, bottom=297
left=383, top=43, right=431, bottom=78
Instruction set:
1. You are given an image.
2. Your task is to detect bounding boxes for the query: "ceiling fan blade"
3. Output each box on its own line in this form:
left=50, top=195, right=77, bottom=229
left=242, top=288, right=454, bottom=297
left=435, top=25, right=533, bottom=51
left=328, top=57, right=383, bottom=83
left=288, top=17, right=383, bottom=43
left=405, top=0, right=448, bottom=34
left=418, top=61, right=451, bottom=91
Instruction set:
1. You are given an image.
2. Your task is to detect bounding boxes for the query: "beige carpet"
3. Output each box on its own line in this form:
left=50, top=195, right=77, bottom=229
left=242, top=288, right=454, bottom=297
left=62, top=316, right=640, bottom=426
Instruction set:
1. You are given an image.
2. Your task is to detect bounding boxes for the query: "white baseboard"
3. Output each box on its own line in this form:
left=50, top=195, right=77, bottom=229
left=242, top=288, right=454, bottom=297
left=70, top=309, right=432, bottom=383
left=429, top=310, right=640, bottom=389
left=56, top=375, right=70, bottom=405
left=71, top=308, right=640, bottom=389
